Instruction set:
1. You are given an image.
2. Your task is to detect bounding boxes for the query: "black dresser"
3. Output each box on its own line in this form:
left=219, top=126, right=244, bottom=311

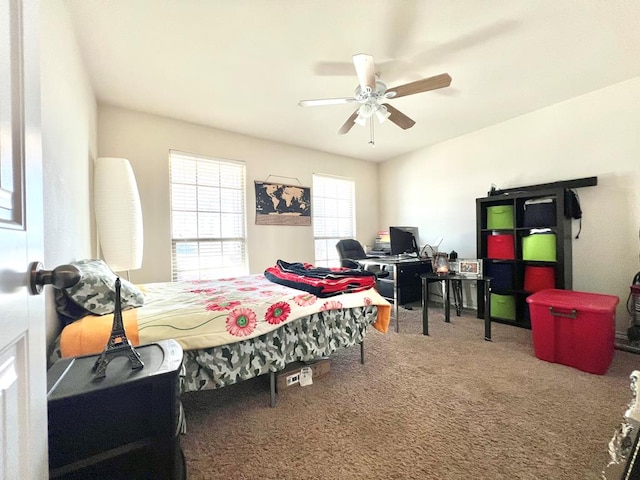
left=47, top=339, right=186, bottom=480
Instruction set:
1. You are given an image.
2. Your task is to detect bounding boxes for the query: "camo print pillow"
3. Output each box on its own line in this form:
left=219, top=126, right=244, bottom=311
left=58, top=259, right=145, bottom=318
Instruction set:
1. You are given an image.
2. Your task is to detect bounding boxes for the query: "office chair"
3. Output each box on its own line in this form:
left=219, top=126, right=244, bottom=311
left=335, top=239, right=389, bottom=278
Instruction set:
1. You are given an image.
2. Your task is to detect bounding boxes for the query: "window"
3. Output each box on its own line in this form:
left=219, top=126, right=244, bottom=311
left=312, top=174, right=355, bottom=267
left=169, top=150, right=247, bottom=281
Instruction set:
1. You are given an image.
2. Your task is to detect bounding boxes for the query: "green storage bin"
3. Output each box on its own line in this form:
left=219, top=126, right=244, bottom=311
left=522, top=233, right=557, bottom=262
left=486, top=205, right=514, bottom=229
left=491, top=293, right=516, bottom=320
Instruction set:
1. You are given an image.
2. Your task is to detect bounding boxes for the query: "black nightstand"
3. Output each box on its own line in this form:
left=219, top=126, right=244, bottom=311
left=47, top=339, right=186, bottom=480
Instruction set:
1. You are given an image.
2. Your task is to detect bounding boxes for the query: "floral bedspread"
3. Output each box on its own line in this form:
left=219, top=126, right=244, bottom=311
left=135, top=274, right=390, bottom=351
left=52, top=303, right=382, bottom=393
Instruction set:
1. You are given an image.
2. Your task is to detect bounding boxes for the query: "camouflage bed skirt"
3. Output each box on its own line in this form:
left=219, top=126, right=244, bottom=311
left=180, top=304, right=378, bottom=393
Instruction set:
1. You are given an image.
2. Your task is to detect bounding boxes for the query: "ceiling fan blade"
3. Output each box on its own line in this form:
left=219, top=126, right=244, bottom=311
left=338, top=110, right=359, bottom=135
left=352, top=53, right=376, bottom=91
left=382, top=103, right=416, bottom=130
left=386, top=73, right=452, bottom=99
left=298, top=97, right=356, bottom=107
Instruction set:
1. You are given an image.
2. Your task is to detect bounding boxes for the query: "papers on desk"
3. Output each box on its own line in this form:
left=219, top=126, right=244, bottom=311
left=383, top=254, right=419, bottom=261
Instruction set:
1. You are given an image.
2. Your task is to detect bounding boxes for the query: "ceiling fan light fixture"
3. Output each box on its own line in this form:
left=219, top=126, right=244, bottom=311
left=375, top=105, right=391, bottom=123
left=354, top=112, right=368, bottom=127
left=355, top=103, right=374, bottom=126
left=358, top=103, right=374, bottom=117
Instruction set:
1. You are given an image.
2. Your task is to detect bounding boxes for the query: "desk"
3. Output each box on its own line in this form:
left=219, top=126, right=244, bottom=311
left=359, top=256, right=432, bottom=332
left=421, top=273, right=492, bottom=340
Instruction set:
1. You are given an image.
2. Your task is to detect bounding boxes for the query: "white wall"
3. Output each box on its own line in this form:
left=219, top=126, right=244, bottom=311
left=40, top=0, right=97, bottom=350
left=97, top=106, right=380, bottom=284
left=379, top=78, right=640, bottom=333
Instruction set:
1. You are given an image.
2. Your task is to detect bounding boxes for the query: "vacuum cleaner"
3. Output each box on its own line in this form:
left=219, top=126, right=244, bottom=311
left=627, top=272, right=640, bottom=342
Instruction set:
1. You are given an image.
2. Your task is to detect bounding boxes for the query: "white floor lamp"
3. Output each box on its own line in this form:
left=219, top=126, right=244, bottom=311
left=94, top=157, right=144, bottom=279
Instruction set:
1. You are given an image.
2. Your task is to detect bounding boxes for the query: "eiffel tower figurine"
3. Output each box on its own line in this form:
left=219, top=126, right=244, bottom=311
left=93, top=277, right=144, bottom=378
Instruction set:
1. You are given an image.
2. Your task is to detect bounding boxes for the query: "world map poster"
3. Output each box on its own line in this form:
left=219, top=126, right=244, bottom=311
left=254, top=181, right=311, bottom=226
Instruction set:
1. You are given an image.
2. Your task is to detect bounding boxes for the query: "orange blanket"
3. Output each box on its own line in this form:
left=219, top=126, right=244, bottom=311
left=60, top=309, right=141, bottom=358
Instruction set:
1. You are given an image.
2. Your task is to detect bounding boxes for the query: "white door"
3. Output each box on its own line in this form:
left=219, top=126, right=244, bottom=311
left=0, top=0, right=47, bottom=478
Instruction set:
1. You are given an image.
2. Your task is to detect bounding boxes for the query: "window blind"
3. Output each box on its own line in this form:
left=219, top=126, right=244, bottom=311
left=169, top=150, right=247, bottom=281
left=312, top=174, right=355, bottom=267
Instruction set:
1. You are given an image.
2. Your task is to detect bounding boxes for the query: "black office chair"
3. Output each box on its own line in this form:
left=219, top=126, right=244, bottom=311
left=335, top=239, right=389, bottom=278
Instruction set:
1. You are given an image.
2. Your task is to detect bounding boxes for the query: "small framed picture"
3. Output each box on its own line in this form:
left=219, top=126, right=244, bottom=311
left=458, top=259, right=482, bottom=277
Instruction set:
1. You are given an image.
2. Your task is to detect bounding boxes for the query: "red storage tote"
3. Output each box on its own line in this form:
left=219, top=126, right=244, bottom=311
left=487, top=234, right=515, bottom=259
left=526, top=289, right=619, bottom=375
left=524, top=266, right=555, bottom=293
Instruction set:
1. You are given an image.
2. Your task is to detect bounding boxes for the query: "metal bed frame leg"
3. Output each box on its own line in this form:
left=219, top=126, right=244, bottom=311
left=360, top=339, right=365, bottom=364
left=270, top=371, right=277, bottom=407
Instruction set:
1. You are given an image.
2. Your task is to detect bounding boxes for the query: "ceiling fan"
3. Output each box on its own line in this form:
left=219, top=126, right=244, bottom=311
left=299, top=53, right=451, bottom=143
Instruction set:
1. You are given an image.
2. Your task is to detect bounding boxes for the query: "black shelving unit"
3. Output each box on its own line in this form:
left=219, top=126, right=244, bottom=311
left=476, top=188, right=572, bottom=328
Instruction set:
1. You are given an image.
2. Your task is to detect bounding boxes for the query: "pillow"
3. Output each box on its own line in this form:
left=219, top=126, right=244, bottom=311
left=56, top=259, right=145, bottom=321
left=55, top=289, right=94, bottom=326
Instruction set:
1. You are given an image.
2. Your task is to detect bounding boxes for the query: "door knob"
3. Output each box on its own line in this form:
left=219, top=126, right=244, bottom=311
left=28, top=262, right=81, bottom=295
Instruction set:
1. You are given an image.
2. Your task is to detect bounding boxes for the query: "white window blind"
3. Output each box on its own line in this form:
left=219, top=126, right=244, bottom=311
left=312, top=174, right=355, bottom=267
left=169, top=150, right=247, bottom=281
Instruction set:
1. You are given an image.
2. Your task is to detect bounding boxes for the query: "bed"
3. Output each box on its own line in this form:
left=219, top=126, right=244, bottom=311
left=53, top=259, right=392, bottom=406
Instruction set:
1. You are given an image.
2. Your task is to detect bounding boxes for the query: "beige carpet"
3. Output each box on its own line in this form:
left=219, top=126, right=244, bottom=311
left=180, top=305, right=639, bottom=480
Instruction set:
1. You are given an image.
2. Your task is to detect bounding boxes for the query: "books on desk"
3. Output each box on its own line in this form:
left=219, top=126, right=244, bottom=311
left=373, top=230, right=390, bottom=254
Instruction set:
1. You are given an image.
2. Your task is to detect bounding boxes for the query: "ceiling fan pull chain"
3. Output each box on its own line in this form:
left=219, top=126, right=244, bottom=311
left=369, top=117, right=375, bottom=146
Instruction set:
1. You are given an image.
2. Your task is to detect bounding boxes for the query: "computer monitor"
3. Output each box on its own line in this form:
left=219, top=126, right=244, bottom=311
left=389, top=226, right=420, bottom=256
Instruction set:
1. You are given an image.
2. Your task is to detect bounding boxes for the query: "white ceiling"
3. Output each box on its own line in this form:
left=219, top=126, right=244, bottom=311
left=65, top=0, right=640, bottom=163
